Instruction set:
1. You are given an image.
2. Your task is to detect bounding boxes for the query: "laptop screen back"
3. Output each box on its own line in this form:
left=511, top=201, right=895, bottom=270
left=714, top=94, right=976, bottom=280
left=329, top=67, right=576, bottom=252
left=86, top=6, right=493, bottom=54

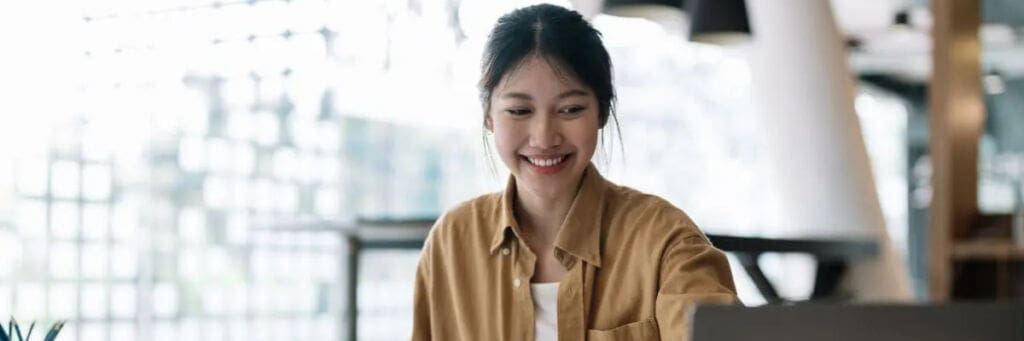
left=691, top=303, right=1024, bottom=341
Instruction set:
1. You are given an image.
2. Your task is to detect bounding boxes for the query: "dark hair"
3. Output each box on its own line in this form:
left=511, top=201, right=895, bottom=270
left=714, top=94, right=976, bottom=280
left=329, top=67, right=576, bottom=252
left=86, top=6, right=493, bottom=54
left=479, top=4, right=622, bottom=167
left=480, top=4, right=616, bottom=125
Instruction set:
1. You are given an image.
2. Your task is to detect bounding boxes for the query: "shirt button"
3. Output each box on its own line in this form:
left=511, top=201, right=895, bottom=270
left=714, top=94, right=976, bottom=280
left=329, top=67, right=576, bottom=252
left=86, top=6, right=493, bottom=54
left=502, top=248, right=510, bottom=256
left=513, top=278, right=521, bottom=288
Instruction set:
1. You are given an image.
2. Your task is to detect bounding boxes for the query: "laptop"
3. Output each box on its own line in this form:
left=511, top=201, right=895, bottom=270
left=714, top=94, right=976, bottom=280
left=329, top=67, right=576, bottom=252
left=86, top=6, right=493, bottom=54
left=691, top=303, right=1024, bottom=341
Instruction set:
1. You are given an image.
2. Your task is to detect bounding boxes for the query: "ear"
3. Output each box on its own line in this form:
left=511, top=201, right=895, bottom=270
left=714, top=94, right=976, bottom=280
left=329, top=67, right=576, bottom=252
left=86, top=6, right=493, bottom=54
left=484, top=115, right=494, bottom=132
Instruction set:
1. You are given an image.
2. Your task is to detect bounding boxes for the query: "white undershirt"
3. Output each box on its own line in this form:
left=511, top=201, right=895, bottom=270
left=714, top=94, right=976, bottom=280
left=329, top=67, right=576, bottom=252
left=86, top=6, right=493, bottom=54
left=531, top=282, right=560, bottom=341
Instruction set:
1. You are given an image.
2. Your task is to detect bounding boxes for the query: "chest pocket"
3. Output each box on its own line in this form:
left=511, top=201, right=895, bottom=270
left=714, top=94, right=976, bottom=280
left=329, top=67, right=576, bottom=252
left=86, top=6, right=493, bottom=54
left=586, top=318, right=661, bottom=341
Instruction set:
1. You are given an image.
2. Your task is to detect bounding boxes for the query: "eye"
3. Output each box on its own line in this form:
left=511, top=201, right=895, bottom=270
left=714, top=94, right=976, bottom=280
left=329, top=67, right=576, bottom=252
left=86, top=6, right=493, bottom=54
left=559, top=106, right=586, bottom=115
left=505, top=108, right=531, bottom=116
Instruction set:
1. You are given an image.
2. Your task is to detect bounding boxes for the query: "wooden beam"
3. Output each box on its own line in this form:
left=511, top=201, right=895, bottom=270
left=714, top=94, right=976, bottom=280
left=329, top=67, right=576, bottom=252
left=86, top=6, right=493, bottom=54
left=928, top=0, right=984, bottom=302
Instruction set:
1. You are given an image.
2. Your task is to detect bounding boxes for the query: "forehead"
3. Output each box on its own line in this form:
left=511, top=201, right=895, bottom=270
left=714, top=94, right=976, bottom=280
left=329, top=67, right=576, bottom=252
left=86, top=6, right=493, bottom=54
left=495, top=55, right=587, bottom=95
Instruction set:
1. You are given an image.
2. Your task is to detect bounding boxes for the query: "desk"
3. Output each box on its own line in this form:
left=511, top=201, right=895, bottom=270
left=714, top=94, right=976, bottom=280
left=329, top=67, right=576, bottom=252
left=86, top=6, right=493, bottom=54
left=257, top=219, right=878, bottom=340
left=707, top=234, right=877, bottom=303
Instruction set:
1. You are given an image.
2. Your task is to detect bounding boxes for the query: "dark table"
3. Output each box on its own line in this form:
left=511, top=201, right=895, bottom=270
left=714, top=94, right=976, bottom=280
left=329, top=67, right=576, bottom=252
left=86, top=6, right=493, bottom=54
left=257, top=218, right=879, bottom=341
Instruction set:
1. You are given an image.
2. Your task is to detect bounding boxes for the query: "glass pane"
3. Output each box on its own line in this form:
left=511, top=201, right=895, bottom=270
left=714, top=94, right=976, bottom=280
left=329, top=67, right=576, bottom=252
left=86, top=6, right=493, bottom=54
left=314, top=187, right=340, bottom=216
left=225, top=212, right=248, bottom=245
left=111, top=202, right=138, bottom=242
left=253, top=179, right=275, bottom=211
left=48, top=282, right=78, bottom=319
left=178, top=135, right=207, bottom=173
left=15, top=199, right=47, bottom=239
left=317, top=122, right=340, bottom=153
left=110, top=243, right=139, bottom=279
left=0, top=230, right=16, bottom=277
left=203, top=176, right=228, bottom=208
left=111, top=322, right=135, bottom=341
left=179, top=246, right=206, bottom=280
left=178, top=207, right=206, bottom=243
left=276, top=184, right=299, bottom=213
left=201, top=286, right=224, bottom=314
left=80, top=322, right=107, bottom=341
left=205, top=321, right=225, bottom=341
left=15, top=158, right=49, bottom=196
left=225, top=283, right=247, bottom=315
left=255, top=112, right=279, bottom=146
left=153, top=283, right=178, bottom=318
left=110, top=284, right=137, bottom=318
left=180, top=318, right=201, bottom=340
left=0, top=284, right=11, bottom=318
left=153, top=321, right=177, bottom=341
left=21, top=239, right=48, bottom=278
left=225, top=112, right=253, bottom=141
left=51, top=160, right=80, bottom=199
left=82, top=243, right=109, bottom=279
left=82, top=203, right=109, bottom=240
left=291, top=118, right=317, bottom=150
left=50, top=201, right=80, bottom=239
left=232, top=142, right=255, bottom=176
left=358, top=250, right=419, bottom=340
left=81, top=283, right=108, bottom=319
left=206, top=247, right=229, bottom=278
left=295, top=152, right=317, bottom=184
left=82, top=164, right=112, bottom=200
left=180, top=96, right=210, bottom=135
left=272, top=148, right=297, bottom=181
left=315, top=316, right=337, bottom=340
left=318, top=157, right=341, bottom=184
left=15, top=282, right=45, bottom=320
left=49, top=242, right=78, bottom=279
left=229, top=177, right=250, bottom=210
left=228, top=318, right=248, bottom=341
left=207, top=138, right=232, bottom=174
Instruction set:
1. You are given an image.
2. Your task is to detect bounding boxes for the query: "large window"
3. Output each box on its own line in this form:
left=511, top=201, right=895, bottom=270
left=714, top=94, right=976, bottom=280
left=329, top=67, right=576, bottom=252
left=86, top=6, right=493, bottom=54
left=0, top=0, right=912, bottom=339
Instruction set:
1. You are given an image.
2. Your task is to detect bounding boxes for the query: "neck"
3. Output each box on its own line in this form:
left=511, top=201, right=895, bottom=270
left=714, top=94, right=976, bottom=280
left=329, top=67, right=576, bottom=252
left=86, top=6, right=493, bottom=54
left=513, top=175, right=584, bottom=243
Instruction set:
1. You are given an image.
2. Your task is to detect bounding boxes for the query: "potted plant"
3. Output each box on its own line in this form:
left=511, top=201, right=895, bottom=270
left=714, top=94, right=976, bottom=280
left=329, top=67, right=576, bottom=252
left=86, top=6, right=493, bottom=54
left=0, top=317, right=65, bottom=341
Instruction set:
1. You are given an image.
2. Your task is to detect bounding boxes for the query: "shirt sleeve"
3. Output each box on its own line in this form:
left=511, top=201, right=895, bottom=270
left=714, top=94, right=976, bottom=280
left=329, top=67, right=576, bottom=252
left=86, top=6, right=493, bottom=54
left=411, top=224, right=438, bottom=341
left=411, top=248, right=431, bottom=340
left=654, top=233, right=739, bottom=341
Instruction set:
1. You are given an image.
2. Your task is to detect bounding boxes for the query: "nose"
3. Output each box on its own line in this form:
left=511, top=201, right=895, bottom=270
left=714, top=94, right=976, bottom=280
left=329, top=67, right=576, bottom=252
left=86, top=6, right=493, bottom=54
left=529, top=114, right=562, bottom=149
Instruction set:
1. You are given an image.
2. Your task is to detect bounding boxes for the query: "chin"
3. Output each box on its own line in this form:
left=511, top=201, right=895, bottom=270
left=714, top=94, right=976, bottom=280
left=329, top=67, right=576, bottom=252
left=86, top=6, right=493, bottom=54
left=517, top=163, right=585, bottom=196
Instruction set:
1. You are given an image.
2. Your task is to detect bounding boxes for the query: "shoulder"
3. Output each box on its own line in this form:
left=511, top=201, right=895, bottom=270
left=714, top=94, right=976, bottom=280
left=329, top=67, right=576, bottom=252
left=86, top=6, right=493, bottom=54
left=604, top=184, right=707, bottom=241
left=425, top=191, right=503, bottom=251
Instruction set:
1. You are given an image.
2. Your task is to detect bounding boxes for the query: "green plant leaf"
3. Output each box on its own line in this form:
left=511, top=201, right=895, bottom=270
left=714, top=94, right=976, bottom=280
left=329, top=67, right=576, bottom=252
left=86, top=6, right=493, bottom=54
left=12, top=318, right=22, bottom=341
left=23, top=322, right=33, bottom=341
left=43, top=321, right=64, bottom=341
left=0, top=318, right=9, bottom=341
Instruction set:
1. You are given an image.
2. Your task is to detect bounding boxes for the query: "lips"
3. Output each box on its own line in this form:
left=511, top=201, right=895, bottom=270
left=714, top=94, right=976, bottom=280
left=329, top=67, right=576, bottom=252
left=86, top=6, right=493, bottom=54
left=520, top=153, right=572, bottom=174
left=525, top=155, right=566, bottom=167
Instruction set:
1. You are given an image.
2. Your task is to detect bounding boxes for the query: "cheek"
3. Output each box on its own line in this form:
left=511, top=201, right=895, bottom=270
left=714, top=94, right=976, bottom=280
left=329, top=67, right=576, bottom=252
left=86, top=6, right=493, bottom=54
left=569, top=119, right=600, bottom=154
left=577, top=130, right=599, bottom=157
left=492, top=122, right=523, bottom=156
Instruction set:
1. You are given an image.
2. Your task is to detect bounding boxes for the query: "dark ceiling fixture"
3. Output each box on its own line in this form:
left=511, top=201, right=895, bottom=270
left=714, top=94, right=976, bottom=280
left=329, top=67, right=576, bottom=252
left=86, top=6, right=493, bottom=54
left=894, top=10, right=911, bottom=27
left=686, top=0, right=751, bottom=44
left=603, top=0, right=685, bottom=10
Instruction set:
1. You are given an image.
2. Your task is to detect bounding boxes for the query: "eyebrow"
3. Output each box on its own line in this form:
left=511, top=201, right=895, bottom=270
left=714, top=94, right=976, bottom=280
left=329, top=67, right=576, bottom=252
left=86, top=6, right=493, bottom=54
left=500, top=89, right=589, bottom=101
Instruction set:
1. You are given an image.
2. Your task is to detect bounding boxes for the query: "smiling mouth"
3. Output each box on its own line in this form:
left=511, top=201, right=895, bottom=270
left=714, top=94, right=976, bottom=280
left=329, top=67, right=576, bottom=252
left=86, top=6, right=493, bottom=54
left=525, top=154, right=567, bottom=167
left=520, top=153, right=572, bottom=173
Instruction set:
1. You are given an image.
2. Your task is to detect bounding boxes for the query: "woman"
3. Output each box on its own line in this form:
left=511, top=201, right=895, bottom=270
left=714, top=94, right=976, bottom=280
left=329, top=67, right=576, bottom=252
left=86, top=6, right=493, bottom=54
left=413, top=4, right=737, bottom=340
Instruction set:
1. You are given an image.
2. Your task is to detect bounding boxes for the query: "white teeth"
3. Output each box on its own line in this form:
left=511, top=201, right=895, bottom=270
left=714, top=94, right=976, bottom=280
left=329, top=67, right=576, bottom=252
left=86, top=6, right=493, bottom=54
left=527, top=156, right=565, bottom=167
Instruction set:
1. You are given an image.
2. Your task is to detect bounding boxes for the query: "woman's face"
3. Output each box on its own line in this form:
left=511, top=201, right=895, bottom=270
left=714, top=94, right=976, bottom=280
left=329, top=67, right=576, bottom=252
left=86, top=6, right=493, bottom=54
left=486, top=55, right=600, bottom=200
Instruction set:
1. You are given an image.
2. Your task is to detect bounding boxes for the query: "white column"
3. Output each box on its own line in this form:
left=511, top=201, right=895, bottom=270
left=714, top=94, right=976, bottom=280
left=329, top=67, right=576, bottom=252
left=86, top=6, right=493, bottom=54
left=746, top=0, right=913, bottom=301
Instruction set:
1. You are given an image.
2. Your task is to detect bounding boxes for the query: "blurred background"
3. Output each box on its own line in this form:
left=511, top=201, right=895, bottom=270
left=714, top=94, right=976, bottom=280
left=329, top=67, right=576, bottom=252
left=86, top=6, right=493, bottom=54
left=0, top=0, right=1022, bottom=340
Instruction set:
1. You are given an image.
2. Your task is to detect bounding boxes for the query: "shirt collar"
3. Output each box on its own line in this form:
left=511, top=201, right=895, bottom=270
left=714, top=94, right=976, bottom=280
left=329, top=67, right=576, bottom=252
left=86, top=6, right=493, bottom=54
left=488, top=163, right=607, bottom=267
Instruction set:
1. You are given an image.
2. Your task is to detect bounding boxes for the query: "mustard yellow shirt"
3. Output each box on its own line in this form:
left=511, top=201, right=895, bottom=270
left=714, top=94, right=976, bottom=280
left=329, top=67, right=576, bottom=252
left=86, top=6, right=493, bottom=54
left=412, top=164, right=737, bottom=340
